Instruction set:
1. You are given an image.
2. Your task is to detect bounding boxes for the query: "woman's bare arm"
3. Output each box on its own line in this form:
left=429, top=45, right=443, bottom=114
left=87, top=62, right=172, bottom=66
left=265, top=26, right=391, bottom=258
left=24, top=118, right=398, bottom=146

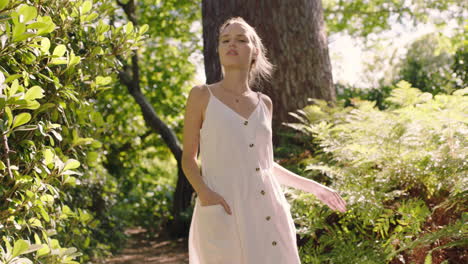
left=272, top=161, right=326, bottom=194
left=261, top=93, right=347, bottom=213
left=181, top=85, right=210, bottom=196
left=181, top=84, right=232, bottom=214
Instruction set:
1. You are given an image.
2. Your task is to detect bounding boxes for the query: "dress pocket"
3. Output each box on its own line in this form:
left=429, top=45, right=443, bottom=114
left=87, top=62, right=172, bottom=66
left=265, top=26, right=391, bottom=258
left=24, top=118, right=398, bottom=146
left=195, top=197, right=236, bottom=255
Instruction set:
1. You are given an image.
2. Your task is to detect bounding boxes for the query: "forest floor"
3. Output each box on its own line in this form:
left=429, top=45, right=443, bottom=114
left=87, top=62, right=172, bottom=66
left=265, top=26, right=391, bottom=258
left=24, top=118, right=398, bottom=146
left=103, top=227, right=189, bottom=264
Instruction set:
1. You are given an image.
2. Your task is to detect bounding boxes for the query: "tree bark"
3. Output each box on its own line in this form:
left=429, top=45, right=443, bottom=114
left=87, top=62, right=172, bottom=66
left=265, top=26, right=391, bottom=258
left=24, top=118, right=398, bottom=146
left=202, top=0, right=336, bottom=144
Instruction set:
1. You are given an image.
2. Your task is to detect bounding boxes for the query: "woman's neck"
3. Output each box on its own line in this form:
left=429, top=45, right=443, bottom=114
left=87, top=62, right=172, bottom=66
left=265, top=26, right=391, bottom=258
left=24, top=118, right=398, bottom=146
left=220, top=71, right=250, bottom=94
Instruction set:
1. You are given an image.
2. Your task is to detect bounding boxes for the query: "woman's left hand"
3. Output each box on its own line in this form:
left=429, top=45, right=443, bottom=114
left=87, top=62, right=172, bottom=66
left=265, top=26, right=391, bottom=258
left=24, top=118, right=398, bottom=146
left=314, top=185, right=347, bottom=213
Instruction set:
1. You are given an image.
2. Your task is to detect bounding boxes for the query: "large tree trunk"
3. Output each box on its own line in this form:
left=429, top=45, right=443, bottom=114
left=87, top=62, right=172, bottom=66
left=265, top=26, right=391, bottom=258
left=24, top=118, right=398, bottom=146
left=202, top=0, right=336, bottom=143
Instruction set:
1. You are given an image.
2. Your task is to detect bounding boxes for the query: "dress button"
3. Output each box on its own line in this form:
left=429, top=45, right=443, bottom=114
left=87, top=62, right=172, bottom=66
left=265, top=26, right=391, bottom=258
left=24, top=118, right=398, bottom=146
left=244, top=120, right=248, bottom=125
left=272, top=241, right=277, bottom=246
left=255, top=167, right=260, bottom=171
left=249, top=143, right=254, bottom=147
left=260, top=190, right=265, bottom=195
left=266, top=216, right=271, bottom=221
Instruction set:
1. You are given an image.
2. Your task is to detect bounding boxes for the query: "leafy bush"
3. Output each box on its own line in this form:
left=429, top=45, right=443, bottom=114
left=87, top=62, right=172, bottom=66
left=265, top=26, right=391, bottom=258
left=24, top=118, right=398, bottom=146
left=396, top=33, right=466, bottom=95
left=0, top=0, right=145, bottom=262
left=283, top=81, right=467, bottom=263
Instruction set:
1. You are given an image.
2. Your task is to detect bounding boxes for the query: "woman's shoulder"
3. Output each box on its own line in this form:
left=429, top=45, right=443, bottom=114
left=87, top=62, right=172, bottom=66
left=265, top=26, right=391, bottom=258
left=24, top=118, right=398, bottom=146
left=258, top=92, right=272, bottom=107
left=258, top=92, right=273, bottom=118
left=190, top=83, right=208, bottom=92
left=188, top=83, right=211, bottom=99
left=187, top=84, right=211, bottom=119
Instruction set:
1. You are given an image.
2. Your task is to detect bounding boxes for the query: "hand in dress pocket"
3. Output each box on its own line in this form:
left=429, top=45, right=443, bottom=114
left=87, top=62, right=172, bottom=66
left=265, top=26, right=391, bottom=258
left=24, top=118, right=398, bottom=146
left=198, top=188, right=232, bottom=215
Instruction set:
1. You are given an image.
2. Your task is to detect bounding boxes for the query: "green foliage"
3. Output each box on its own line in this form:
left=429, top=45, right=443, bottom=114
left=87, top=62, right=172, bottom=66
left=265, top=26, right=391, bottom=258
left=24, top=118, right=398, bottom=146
left=283, top=81, right=467, bottom=263
left=335, top=33, right=465, bottom=110
left=91, top=0, right=201, bottom=236
left=336, top=83, right=394, bottom=110
left=396, top=33, right=466, bottom=95
left=0, top=0, right=146, bottom=262
left=322, top=0, right=465, bottom=41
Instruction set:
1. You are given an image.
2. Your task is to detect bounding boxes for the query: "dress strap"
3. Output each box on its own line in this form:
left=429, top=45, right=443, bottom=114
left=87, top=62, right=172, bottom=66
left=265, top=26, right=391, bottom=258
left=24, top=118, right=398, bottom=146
left=206, top=84, right=213, bottom=95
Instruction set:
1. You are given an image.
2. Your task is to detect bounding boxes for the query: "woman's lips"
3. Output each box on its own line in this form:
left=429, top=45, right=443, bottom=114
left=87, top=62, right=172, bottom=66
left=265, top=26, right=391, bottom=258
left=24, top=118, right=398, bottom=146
left=227, top=50, right=238, bottom=55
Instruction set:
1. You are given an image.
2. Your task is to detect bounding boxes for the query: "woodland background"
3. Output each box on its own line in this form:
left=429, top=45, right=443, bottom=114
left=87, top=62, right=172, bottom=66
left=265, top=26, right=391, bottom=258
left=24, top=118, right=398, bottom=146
left=0, top=0, right=466, bottom=263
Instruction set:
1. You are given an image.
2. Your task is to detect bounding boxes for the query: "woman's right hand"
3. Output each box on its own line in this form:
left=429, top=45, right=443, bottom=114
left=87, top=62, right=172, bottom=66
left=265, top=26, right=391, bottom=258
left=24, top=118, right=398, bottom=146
left=198, top=188, right=232, bottom=215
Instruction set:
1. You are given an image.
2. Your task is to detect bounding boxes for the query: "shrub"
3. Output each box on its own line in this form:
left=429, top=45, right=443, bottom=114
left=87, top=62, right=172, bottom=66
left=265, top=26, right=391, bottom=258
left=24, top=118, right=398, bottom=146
left=284, top=81, right=467, bottom=263
left=0, top=0, right=145, bottom=262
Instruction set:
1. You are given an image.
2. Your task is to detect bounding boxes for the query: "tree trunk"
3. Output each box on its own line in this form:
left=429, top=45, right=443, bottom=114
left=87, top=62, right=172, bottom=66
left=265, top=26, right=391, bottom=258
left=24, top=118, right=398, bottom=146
left=202, top=0, right=336, bottom=143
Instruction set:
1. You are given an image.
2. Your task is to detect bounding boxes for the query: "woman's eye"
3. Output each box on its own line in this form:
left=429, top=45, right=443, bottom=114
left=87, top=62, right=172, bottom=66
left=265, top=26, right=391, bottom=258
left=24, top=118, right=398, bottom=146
left=221, top=39, right=247, bottom=43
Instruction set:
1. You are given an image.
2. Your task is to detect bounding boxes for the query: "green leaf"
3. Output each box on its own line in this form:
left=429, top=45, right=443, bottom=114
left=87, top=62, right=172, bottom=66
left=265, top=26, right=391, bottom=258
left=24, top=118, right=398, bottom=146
left=40, top=37, right=50, bottom=53
left=64, top=176, right=77, bottom=186
left=28, top=218, right=42, bottom=228
left=139, top=24, right=149, bottom=35
left=12, top=23, right=26, bottom=42
left=0, top=0, right=10, bottom=11
left=95, top=76, right=111, bottom=85
left=90, top=140, right=102, bottom=148
left=36, top=244, right=50, bottom=257
left=87, top=151, right=98, bottom=163
left=12, top=239, right=29, bottom=258
left=13, top=124, right=37, bottom=131
left=63, top=159, right=80, bottom=171
left=24, top=85, right=44, bottom=100
left=72, top=137, right=94, bottom=146
left=39, top=205, right=49, bottom=222
left=5, top=74, right=22, bottom=84
left=79, top=210, right=92, bottom=223
left=83, top=12, right=98, bottom=22
left=12, top=112, right=31, bottom=129
left=81, top=0, right=92, bottom=14
left=16, top=99, right=40, bottom=110
left=125, top=21, right=133, bottom=33
left=5, top=106, right=13, bottom=128
left=36, top=16, right=55, bottom=35
left=50, top=58, right=68, bottom=65
left=424, top=252, right=432, bottom=264
left=34, top=233, right=41, bottom=244
left=10, top=79, right=19, bottom=95
left=0, top=95, right=6, bottom=113
left=23, top=244, right=43, bottom=254
left=52, top=44, right=66, bottom=57
left=26, top=21, right=49, bottom=30
left=68, top=50, right=81, bottom=68
left=17, top=4, right=37, bottom=23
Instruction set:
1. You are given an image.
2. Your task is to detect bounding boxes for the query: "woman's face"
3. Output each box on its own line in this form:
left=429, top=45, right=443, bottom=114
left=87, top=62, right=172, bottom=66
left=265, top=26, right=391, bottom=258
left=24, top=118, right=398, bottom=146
left=218, top=23, right=256, bottom=70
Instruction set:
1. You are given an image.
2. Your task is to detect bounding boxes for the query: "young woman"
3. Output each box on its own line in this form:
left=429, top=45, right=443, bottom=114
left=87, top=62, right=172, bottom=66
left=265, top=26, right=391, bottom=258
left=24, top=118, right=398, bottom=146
left=182, top=16, right=347, bottom=264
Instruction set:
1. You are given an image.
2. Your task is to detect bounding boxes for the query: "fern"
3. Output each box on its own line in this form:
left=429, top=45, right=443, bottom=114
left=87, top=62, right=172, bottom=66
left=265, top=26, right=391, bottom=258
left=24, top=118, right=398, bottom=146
left=286, top=81, right=467, bottom=263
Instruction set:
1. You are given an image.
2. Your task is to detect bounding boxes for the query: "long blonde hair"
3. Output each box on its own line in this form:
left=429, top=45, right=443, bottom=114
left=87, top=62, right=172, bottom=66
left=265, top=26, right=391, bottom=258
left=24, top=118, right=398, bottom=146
left=218, top=17, right=275, bottom=88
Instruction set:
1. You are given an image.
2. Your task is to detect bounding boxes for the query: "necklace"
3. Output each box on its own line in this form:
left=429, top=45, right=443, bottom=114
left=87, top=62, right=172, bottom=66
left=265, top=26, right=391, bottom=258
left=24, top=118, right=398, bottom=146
left=219, top=83, right=253, bottom=103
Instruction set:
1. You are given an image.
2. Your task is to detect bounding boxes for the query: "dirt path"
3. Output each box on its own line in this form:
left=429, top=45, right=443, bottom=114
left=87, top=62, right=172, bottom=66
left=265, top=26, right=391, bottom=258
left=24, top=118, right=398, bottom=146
left=103, top=227, right=189, bottom=264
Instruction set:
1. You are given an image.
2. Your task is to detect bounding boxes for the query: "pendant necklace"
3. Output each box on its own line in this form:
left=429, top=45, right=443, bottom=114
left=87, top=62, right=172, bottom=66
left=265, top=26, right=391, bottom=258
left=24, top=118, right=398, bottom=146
left=220, top=83, right=253, bottom=103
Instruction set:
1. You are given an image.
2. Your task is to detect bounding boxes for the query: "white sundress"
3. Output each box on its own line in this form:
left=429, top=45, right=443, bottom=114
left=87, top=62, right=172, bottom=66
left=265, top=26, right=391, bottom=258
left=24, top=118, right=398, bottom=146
left=188, top=84, right=301, bottom=264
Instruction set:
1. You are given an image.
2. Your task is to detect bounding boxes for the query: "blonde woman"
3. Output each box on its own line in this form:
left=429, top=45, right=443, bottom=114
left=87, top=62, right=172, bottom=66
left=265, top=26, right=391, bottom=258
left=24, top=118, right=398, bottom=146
left=182, top=16, right=346, bottom=264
